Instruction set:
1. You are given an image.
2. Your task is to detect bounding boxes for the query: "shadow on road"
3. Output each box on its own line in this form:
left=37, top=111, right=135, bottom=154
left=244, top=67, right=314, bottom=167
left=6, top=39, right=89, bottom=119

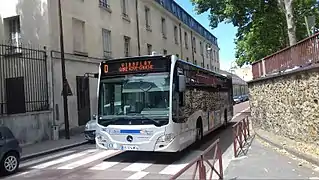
left=236, top=134, right=255, bottom=158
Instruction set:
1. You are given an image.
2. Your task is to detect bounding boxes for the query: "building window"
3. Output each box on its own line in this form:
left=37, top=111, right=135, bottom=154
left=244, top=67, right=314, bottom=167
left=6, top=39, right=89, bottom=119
left=163, top=49, right=167, bottom=55
left=161, top=17, right=166, bottom=38
left=147, top=44, right=152, bottom=55
left=200, top=41, right=203, bottom=56
left=206, top=64, right=209, bottom=69
left=145, top=6, right=151, bottom=30
left=124, top=36, right=131, bottom=57
left=206, top=44, right=210, bottom=58
left=121, top=0, right=128, bottom=18
left=184, top=32, right=188, bottom=49
left=4, top=16, right=21, bottom=46
left=72, top=18, right=86, bottom=54
left=192, top=37, right=196, bottom=53
left=99, top=0, right=110, bottom=9
left=102, top=29, right=111, bottom=58
left=174, top=25, right=178, bottom=44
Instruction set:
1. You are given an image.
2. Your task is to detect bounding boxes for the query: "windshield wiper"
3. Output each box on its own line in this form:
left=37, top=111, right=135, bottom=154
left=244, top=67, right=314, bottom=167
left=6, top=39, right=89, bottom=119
left=98, top=117, right=126, bottom=126
left=139, top=115, right=162, bottom=127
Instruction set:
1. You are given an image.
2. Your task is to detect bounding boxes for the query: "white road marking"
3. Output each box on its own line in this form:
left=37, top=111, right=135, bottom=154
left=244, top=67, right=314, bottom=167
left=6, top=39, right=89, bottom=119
left=31, top=150, right=91, bottom=169
left=122, top=161, right=154, bottom=172
left=159, top=150, right=202, bottom=175
left=159, top=163, right=189, bottom=175
left=57, top=150, right=119, bottom=169
left=8, top=171, right=31, bottom=178
left=21, top=150, right=75, bottom=168
left=87, top=149, right=98, bottom=153
left=126, top=171, right=149, bottom=179
left=89, top=161, right=119, bottom=170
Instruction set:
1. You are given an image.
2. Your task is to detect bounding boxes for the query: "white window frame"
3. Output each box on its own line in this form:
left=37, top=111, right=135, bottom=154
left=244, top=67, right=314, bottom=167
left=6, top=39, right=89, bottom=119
left=72, top=18, right=86, bottom=54
left=121, top=0, right=128, bottom=17
left=124, top=36, right=131, bottom=57
left=102, top=28, right=112, bottom=58
left=161, top=17, right=166, bottom=38
left=174, top=25, right=178, bottom=44
left=145, top=6, right=151, bottom=29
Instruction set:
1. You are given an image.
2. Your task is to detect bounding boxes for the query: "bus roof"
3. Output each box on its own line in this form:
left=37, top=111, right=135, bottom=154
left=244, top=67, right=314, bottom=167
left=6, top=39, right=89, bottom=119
left=101, top=54, right=171, bottom=64
left=176, top=58, right=231, bottom=80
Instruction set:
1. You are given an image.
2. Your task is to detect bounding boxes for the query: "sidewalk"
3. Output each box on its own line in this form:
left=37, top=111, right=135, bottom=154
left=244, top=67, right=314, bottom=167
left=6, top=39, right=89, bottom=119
left=224, top=136, right=319, bottom=179
left=21, top=133, right=88, bottom=161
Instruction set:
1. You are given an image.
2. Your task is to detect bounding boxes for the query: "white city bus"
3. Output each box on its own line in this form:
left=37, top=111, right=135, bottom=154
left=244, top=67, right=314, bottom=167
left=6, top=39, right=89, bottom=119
left=95, top=54, right=233, bottom=152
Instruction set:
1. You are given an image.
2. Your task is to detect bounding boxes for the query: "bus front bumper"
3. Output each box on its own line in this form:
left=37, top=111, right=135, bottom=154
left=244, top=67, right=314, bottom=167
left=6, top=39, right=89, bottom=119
left=95, top=133, right=180, bottom=152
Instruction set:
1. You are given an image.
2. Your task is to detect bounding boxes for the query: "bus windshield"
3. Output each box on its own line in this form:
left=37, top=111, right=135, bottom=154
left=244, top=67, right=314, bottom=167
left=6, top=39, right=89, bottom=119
left=98, top=72, right=170, bottom=127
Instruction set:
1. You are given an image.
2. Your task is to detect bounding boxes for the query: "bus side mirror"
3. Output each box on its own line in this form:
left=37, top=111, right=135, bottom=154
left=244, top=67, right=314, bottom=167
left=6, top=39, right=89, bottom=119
left=178, top=75, right=186, bottom=92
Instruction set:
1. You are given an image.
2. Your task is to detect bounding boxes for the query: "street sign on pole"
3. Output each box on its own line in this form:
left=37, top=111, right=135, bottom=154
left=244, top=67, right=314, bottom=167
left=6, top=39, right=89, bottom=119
left=60, top=79, right=73, bottom=96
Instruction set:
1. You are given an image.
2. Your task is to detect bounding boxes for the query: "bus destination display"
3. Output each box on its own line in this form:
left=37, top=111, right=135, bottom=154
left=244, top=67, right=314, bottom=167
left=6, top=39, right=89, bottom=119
left=101, top=58, right=169, bottom=76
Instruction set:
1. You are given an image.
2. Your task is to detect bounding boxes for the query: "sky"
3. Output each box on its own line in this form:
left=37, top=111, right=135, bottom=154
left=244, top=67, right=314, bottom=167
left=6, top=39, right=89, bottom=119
left=174, top=0, right=238, bottom=71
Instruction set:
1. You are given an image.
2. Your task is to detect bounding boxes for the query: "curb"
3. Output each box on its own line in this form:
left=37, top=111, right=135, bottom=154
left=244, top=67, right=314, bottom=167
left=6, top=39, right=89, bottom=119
left=254, top=130, right=319, bottom=167
left=21, top=141, right=89, bottom=161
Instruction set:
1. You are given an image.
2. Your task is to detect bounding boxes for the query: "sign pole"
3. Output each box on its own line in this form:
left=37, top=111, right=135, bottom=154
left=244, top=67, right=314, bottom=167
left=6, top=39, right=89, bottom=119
left=58, top=0, right=70, bottom=139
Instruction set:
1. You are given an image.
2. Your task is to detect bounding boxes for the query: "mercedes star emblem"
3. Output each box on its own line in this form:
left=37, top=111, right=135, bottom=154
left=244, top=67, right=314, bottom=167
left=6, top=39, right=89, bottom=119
left=126, top=135, right=133, bottom=142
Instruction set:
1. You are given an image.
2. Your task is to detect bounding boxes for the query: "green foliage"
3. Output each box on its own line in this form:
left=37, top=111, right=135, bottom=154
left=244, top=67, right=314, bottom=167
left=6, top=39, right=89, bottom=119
left=191, top=0, right=319, bottom=67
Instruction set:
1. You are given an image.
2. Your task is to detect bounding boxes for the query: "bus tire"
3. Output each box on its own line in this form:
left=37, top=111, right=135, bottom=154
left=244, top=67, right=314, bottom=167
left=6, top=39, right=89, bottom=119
left=223, top=109, right=228, bottom=128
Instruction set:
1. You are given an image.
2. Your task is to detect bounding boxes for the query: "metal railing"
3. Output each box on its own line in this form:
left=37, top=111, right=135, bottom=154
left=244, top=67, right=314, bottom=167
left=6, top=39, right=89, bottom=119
left=252, top=32, right=319, bottom=79
left=232, top=116, right=250, bottom=157
left=170, top=139, right=223, bottom=180
left=0, top=43, right=49, bottom=115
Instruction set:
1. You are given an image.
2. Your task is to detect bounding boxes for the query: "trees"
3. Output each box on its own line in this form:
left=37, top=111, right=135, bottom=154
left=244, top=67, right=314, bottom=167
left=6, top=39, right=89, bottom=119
left=191, top=0, right=319, bottom=67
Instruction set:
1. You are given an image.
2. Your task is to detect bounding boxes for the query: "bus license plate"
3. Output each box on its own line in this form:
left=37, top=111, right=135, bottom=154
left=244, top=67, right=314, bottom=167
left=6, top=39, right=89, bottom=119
left=121, top=145, right=139, bottom=150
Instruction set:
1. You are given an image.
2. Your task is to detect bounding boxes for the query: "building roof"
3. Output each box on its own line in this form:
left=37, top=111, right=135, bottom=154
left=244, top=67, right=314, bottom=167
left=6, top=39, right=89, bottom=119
left=155, top=0, right=218, bottom=46
left=219, top=69, right=247, bottom=85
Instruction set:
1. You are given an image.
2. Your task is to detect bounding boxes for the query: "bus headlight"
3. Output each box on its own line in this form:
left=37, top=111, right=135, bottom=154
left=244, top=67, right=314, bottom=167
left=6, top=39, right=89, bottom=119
left=156, top=133, right=176, bottom=143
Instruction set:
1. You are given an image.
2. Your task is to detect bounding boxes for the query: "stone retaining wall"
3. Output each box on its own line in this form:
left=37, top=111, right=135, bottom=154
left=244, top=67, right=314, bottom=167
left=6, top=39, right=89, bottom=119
left=248, top=67, right=319, bottom=147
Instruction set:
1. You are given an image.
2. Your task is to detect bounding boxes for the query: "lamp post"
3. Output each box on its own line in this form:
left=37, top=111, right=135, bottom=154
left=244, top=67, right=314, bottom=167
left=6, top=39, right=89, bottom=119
left=58, top=0, right=70, bottom=139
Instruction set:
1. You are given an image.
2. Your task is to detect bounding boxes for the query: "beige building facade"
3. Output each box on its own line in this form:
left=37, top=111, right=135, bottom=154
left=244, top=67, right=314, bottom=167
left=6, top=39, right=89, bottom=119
left=0, top=0, right=220, bottom=143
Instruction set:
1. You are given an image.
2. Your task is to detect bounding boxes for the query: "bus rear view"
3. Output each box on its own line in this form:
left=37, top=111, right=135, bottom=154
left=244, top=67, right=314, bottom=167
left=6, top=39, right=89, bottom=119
left=95, top=55, right=179, bottom=152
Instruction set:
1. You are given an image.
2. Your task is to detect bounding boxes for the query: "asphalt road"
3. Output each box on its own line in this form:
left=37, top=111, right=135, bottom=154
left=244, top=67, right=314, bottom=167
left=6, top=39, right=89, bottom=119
left=3, top=102, right=250, bottom=180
